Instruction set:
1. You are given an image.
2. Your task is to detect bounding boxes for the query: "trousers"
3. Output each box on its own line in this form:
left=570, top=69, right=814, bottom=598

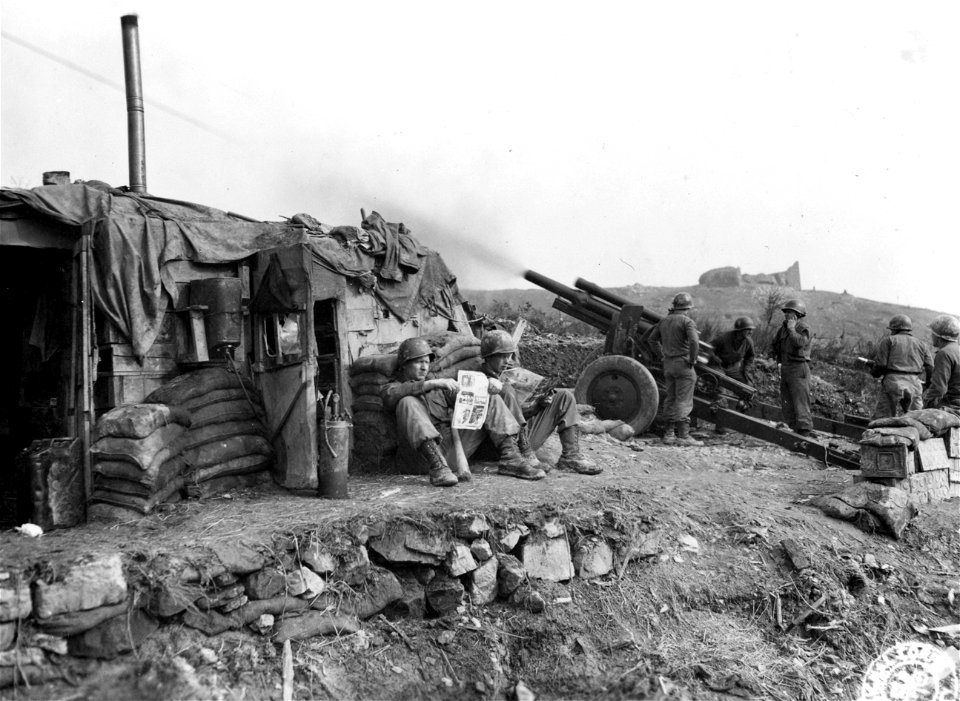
left=873, top=374, right=923, bottom=418
left=499, top=386, right=580, bottom=450
left=780, top=362, right=812, bottom=431
left=663, top=356, right=696, bottom=424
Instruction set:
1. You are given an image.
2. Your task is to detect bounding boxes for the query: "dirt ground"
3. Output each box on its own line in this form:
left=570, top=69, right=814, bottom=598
left=4, top=426, right=959, bottom=701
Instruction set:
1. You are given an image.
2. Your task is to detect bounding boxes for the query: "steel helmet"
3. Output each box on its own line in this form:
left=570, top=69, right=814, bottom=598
left=671, top=292, right=693, bottom=311
left=781, top=299, right=806, bottom=317
left=887, top=314, right=912, bottom=332
left=480, top=329, right=517, bottom=358
left=930, top=314, right=960, bottom=341
left=733, top=316, right=756, bottom=331
left=397, top=337, right=433, bottom=365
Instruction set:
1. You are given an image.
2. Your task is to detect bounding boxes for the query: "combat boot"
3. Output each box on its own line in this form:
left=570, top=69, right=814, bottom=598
left=556, top=426, right=602, bottom=474
left=517, top=431, right=548, bottom=472
left=419, top=439, right=458, bottom=487
left=675, top=421, right=704, bottom=447
left=662, top=423, right=677, bottom=444
left=495, top=434, right=546, bottom=480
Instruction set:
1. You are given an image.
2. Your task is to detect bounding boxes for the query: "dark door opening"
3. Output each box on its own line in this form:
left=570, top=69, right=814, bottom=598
left=313, top=299, right=339, bottom=400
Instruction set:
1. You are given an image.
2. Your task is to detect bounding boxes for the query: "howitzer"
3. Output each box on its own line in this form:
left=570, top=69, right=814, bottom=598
left=524, top=270, right=863, bottom=469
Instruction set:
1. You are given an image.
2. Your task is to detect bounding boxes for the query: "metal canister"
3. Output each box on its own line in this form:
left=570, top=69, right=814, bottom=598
left=318, top=419, right=351, bottom=499
left=189, top=277, right=243, bottom=352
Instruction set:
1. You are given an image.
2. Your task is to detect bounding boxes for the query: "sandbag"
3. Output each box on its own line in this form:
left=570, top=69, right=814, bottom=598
left=867, top=416, right=933, bottom=441
left=93, top=404, right=192, bottom=441
left=431, top=334, right=480, bottom=359
left=353, top=383, right=388, bottom=398
left=431, top=356, right=482, bottom=379
left=904, top=408, right=960, bottom=436
left=435, top=346, right=481, bottom=371
left=90, top=424, right=187, bottom=472
left=145, top=367, right=254, bottom=406
left=93, top=455, right=186, bottom=487
left=183, top=388, right=260, bottom=412
left=811, top=482, right=916, bottom=539
left=190, top=400, right=259, bottom=428
left=183, top=434, right=273, bottom=470
left=186, top=471, right=271, bottom=499
left=187, top=455, right=273, bottom=484
left=183, top=420, right=267, bottom=450
left=91, top=476, right=185, bottom=515
left=352, top=396, right=384, bottom=412
left=350, top=354, right=397, bottom=377
left=348, top=372, right=391, bottom=389
left=860, top=426, right=920, bottom=448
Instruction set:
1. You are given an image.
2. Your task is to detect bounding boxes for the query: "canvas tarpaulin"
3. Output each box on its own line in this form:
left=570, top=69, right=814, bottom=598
left=1, top=184, right=467, bottom=358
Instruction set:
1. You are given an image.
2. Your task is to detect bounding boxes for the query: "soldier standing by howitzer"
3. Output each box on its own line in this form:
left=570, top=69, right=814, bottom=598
left=922, top=314, right=960, bottom=414
left=641, top=292, right=703, bottom=446
left=707, top=316, right=756, bottom=434
left=770, top=299, right=813, bottom=436
left=867, top=315, right=934, bottom=418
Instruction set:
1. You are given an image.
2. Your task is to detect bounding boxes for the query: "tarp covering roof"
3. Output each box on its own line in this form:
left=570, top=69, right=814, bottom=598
left=0, top=183, right=464, bottom=357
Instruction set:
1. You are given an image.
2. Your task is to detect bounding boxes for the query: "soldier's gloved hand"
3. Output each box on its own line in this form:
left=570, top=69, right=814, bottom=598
left=427, top=378, right=459, bottom=393
left=487, top=378, right=504, bottom=395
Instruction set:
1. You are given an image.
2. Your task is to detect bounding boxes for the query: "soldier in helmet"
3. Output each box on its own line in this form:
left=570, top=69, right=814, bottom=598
left=641, top=292, right=703, bottom=446
left=478, top=329, right=601, bottom=475
left=709, top=316, right=757, bottom=386
left=770, top=299, right=813, bottom=435
left=923, top=314, right=960, bottom=413
left=380, top=337, right=545, bottom=488
left=870, top=315, right=934, bottom=418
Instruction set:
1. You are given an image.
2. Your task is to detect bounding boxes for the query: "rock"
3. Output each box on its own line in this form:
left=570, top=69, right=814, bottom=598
left=0, top=622, right=15, bottom=651
left=33, top=554, right=127, bottom=619
left=781, top=539, right=811, bottom=570
left=579, top=419, right=606, bottom=435
left=0, top=579, right=31, bottom=622
left=509, top=585, right=546, bottom=613
left=445, top=544, right=478, bottom=576
left=182, top=608, right=238, bottom=636
left=273, top=612, right=359, bottom=642
left=470, top=540, right=494, bottom=562
left=147, top=581, right=199, bottom=618
left=383, top=577, right=426, bottom=620
left=522, top=535, right=574, bottom=582
left=210, top=540, right=266, bottom=574
left=542, top=519, right=565, bottom=539
left=308, top=566, right=402, bottom=620
left=498, top=525, right=530, bottom=552
left=244, top=568, right=286, bottom=600
left=425, top=575, right=464, bottom=616
left=300, top=543, right=338, bottom=575
left=515, top=679, right=537, bottom=701
left=196, top=583, right=245, bottom=610
left=335, top=546, right=371, bottom=586
left=497, top=554, right=526, bottom=596
left=573, top=537, right=614, bottom=579
left=698, top=266, right=741, bottom=287
left=67, top=609, right=158, bottom=659
left=212, top=572, right=238, bottom=587
left=250, top=613, right=274, bottom=635
left=0, top=647, right=45, bottom=667
left=34, top=601, right=129, bottom=637
left=285, top=567, right=325, bottom=598
left=220, top=594, right=248, bottom=613
left=453, top=514, right=489, bottom=540
left=29, top=633, right=67, bottom=656
left=608, top=423, right=635, bottom=441
left=198, top=647, right=218, bottom=665
left=469, top=557, right=499, bottom=606
left=812, top=483, right=917, bottom=539
left=369, top=525, right=448, bottom=565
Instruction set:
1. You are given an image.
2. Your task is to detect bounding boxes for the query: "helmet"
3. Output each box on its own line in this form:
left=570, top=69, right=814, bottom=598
left=671, top=292, right=693, bottom=311
left=397, top=337, right=433, bottom=365
left=887, top=314, right=912, bottom=332
left=930, top=314, right=960, bottom=341
left=733, top=316, right=756, bottom=331
left=480, top=329, right=517, bottom=358
left=781, top=299, right=806, bottom=317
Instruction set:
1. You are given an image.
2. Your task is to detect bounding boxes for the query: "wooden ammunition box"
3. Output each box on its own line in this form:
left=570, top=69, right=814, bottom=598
left=859, top=444, right=915, bottom=479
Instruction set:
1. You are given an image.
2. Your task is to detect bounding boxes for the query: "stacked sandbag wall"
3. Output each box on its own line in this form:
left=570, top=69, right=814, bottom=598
left=145, top=368, right=274, bottom=500
left=349, top=332, right=481, bottom=474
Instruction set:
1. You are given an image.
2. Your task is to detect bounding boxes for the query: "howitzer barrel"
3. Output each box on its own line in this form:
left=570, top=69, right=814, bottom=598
left=524, top=270, right=620, bottom=322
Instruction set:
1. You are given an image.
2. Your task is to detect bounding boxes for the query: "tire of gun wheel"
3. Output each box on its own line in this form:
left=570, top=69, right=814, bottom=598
left=574, top=355, right=660, bottom=435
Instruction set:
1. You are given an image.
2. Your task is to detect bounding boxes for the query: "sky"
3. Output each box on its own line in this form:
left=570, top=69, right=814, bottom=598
left=2, top=1, right=959, bottom=312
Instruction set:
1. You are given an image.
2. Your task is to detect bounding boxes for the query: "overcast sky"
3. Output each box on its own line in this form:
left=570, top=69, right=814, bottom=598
left=2, top=2, right=958, bottom=312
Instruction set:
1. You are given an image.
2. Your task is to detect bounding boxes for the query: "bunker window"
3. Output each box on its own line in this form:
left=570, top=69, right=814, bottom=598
left=260, top=311, right=303, bottom=366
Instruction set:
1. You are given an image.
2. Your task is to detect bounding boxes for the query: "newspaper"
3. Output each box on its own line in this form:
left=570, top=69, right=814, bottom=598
left=451, top=370, right=489, bottom=430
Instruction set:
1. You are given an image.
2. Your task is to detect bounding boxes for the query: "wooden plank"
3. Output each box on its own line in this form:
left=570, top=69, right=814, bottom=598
left=945, top=427, right=959, bottom=458
left=917, top=437, right=951, bottom=472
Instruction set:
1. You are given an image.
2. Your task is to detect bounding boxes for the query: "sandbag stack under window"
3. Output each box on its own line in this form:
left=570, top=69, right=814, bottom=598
left=90, top=404, right=192, bottom=515
left=144, top=367, right=274, bottom=499
left=349, top=332, right=481, bottom=471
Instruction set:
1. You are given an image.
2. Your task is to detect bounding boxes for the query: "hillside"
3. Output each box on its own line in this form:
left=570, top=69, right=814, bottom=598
left=463, top=280, right=953, bottom=347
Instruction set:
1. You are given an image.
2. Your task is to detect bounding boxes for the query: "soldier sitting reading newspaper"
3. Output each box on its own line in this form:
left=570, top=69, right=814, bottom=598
left=381, top=337, right=546, bottom=488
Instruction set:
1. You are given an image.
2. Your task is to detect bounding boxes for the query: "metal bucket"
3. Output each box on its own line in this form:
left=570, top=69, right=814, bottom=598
left=318, top=420, right=351, bottom=499
left=189, top=278, right=243, bottom=350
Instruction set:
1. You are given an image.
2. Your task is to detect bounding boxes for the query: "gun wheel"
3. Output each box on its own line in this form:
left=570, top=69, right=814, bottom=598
left=574, top=355, right=660, bottom=434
